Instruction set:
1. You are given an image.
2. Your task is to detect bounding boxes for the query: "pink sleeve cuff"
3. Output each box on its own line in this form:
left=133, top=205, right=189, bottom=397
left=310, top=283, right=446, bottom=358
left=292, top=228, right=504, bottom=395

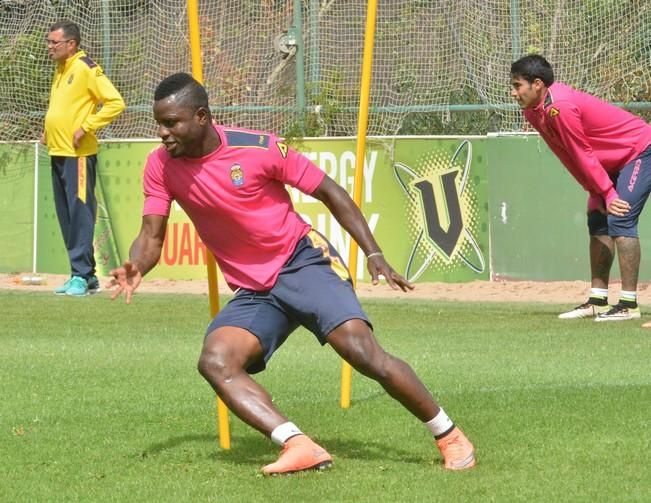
left=143, top=197, right=171, bottom=217
left=604, top=188, right=619, bottom=209
left=587, top=194, right=603, bottom=211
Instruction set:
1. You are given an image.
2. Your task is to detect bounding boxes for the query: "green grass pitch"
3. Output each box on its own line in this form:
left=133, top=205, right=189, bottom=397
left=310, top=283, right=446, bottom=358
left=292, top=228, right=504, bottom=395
left=1, top=291, right=650, bottom=502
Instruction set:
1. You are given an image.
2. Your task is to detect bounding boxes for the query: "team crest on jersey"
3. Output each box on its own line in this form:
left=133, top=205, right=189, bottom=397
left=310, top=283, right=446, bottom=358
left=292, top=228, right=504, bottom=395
left=548, top=107, right=560, bottom=118
left=230, top=164, right=244, bottom=187
left=67, top=74, right=74, bottom=85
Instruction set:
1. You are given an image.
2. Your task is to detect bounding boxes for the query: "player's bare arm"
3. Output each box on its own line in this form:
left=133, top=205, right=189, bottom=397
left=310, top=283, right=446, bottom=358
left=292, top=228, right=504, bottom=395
left=109, top=214, right=168, bottom=303
left=311, top=176, right=414, bottom=292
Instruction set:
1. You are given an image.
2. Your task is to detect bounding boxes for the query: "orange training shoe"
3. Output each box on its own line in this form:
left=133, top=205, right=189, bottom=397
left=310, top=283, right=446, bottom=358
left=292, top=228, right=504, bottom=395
left=435, top=427, right=476, bottom=471
left=261, top=434, right=333, bottom=475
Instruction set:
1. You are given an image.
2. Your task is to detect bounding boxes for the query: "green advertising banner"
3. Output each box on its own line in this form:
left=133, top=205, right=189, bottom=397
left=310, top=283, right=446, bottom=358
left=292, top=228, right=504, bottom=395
left=7, top=135, right=650, bottom=282
left=89, top=137, right=490, bottom=283
left=293, top=137, right=489, bottom=282
left=8, top=137, right=490, bottom=284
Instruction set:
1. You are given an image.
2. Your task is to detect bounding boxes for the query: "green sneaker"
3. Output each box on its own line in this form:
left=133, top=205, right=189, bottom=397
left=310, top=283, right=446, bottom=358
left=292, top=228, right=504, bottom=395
left=87, top=275, right=101, bottom=294
left=54, top=277, right=73, bottom=295
left=65, top=276, right=89, bottom=297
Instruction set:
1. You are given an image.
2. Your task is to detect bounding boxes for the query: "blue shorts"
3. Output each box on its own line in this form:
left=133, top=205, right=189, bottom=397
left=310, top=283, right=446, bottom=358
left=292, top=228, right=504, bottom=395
left=588, top=144, right=651, bottom=237
left=206, top=230, right=371, bottom=374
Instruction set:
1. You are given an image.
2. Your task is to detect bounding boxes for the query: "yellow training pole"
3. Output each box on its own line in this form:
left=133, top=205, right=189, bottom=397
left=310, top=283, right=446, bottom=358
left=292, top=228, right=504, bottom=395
left=187, top=0, right=230, bottom=449
left=341, top=0, right=378, bottom=409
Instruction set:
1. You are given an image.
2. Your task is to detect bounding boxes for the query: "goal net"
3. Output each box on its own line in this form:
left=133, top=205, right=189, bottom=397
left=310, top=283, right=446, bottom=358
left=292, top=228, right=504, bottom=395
left=0, top=0, right=649, bottom=141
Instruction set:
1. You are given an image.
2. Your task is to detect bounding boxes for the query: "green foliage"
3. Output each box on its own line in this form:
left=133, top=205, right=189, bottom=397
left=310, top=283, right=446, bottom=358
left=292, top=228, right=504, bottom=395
left=2, top=291, right=650, bottom=501
left=0, top=31, right=51, bottom=140
left=282, top=76, right=348, bottom=140
left=398, top=86, right=504, bottom=135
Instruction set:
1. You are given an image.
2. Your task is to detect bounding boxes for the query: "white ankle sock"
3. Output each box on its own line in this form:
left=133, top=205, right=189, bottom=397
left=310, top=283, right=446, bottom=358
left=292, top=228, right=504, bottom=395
left=270, top=422, right=303, bottom=446
left=425, top=409, right=454, bottom=438
left=620, top=290, right=637, bottom=303
left=590, top=288, right=608, bottom=300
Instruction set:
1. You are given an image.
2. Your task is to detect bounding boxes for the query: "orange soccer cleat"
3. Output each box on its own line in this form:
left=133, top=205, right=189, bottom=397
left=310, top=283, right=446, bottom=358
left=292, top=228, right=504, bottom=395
left=435, top=427, right=476, bottom=471
left=261, top=434, right=333, bottom=475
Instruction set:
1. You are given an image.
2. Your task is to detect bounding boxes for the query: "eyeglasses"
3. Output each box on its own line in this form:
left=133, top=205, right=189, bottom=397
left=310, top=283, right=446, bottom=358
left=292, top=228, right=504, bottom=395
left=46, top=39, right=72, bottom=47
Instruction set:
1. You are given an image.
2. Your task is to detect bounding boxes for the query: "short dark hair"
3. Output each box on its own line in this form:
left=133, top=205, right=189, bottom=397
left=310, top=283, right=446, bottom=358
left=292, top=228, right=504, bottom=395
left=154, top=73, right=209, bottom=111
left=49, top=20, right=80, bottom=45
left=510, top=54, right=554, bottom=86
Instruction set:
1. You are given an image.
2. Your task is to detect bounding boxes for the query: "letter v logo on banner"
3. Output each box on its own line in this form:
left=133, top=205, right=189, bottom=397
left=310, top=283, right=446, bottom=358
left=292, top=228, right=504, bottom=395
left=393, top=140, right=486, bottom=281
left=413, top=169, right=463, bottom=259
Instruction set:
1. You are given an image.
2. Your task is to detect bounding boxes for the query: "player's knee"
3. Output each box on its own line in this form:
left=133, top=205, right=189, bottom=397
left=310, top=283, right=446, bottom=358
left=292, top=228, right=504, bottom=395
left=197, top=345, right=231, bottom=382
left=330, top=321, right=391, bottom=378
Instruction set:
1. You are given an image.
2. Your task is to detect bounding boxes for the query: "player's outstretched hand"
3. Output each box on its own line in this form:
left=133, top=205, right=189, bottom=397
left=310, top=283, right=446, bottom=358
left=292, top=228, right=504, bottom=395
left=367, top=254, right=414, bottom=292
left=108, top=260, right=142, bottom=304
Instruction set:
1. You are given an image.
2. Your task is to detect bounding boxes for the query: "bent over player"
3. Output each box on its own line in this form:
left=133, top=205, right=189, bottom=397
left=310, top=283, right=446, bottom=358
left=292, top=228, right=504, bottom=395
left=109, top=73, right=475, bottom=474
left=511, top=54, right=651, bottom=323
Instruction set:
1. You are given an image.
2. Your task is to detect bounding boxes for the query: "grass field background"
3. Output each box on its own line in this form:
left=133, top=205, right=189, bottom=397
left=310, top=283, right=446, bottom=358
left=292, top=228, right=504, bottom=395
left=2, top=291, right=650, bottom=502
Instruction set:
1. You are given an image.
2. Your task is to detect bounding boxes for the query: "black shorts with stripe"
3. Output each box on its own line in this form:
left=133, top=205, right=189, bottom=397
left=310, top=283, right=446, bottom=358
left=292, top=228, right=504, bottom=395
left=206, top=230, right=372, bottom=374
left=588, top=144, right=651, bottom=238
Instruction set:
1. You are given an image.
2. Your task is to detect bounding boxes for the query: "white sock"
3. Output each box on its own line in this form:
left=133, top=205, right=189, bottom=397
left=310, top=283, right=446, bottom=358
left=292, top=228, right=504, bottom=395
left=270, top=422, right=303, bottom=446
left=620, top=290, right=637, bottom=304
left=425, top=409, right=454, bottom=438
left=590, top=288, right=608, bottom=301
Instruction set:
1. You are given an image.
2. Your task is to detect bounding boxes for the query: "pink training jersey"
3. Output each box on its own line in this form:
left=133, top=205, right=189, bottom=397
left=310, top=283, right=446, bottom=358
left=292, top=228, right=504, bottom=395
left=523, top=82, right=651, bottom=209
left=142, top=125, right=326, bottom=291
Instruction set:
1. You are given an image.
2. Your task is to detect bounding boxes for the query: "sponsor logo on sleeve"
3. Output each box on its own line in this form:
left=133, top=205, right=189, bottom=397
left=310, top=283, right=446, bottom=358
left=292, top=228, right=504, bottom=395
left=276, top=141, right=288, bottom=158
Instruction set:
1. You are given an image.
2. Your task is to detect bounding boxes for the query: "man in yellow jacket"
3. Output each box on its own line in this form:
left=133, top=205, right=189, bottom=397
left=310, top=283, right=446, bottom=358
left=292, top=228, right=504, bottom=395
left=44, top=20, right=125, bottom=296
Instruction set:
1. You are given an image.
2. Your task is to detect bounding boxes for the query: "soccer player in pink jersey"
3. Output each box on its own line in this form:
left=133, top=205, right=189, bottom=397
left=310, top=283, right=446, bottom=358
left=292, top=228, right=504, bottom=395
left=108, top=73, right=476, bottom=474
left=511, top=55, right=651, bottom=324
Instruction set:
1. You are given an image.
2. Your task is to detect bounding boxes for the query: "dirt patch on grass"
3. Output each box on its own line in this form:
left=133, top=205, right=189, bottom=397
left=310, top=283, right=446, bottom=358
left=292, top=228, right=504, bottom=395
left=4, top=272, right=651, bottom=306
